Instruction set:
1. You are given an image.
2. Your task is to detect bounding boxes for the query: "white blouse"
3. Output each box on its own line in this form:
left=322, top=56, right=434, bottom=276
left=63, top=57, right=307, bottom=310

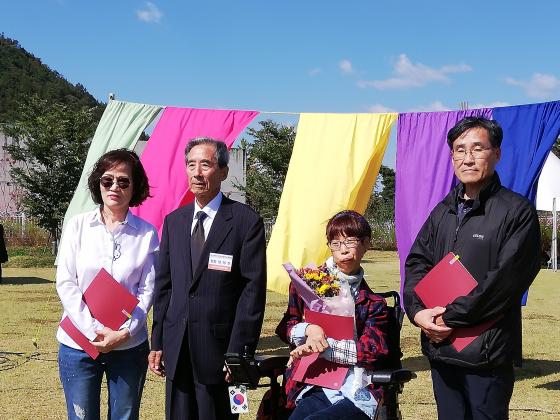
left=56, top=208, right=159, bottom=351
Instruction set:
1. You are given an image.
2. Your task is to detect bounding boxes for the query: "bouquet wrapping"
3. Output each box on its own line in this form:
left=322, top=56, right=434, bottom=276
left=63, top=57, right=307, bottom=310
left=282, top=262, right=354, bottom=317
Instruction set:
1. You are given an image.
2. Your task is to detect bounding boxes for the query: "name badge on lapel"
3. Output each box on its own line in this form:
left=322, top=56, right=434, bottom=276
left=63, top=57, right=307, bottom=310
left=208, top=253, right=233, bottom=272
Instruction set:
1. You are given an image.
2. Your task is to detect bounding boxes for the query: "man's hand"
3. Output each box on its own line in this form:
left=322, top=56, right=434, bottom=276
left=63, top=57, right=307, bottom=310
left=91, top=327, right=130, bottom=353
left=304, top=324, right=329, bottom=353
left=413, top=307, right=453, bottom=343
left=148, top=350, right=165, bottom=377
left=224, top=364, right=232, bottom=382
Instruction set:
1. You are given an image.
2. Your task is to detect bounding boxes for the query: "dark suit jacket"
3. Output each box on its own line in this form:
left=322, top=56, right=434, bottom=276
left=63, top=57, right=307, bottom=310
left=151, top=196, right=267, bottom=384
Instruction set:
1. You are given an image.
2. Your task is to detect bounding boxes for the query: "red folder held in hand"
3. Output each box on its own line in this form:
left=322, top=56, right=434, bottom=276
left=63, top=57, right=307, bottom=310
left=414, top=252, right=498, bottom=351
left=60, top=268, right=139, bottom=359
left=291, top=309, right=354, bottom=389
left=60, top=317, right=100, bottom=359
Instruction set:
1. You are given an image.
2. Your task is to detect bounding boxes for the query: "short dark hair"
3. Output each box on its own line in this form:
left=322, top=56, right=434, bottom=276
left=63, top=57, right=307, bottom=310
left=185, top=137, right=229, bottom=168
left=326, top=210, right=372, bottom=242
left=447, top=117, right=503, bottom=149
left=87, top=149, right=150, bottom=207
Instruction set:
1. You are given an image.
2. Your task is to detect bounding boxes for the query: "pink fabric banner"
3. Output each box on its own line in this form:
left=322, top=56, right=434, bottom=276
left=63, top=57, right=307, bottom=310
left=131, top=107, right=258, bottom=234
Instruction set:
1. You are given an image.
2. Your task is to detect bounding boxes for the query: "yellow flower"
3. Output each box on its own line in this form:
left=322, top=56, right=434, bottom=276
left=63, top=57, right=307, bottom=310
left=305, top=272, right=325, bottom=281
left=316, top=284, right=331, bottom=295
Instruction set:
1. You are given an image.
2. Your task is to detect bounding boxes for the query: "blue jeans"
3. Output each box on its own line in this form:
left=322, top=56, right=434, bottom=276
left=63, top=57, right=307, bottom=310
left=58, top=341, right=149, bottom=420
left=289, top=388, right=371, bottom=420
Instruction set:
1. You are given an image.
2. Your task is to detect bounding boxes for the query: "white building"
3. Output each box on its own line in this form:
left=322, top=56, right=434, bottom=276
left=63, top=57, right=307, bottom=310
left=0, top=132, right=22, bottom=215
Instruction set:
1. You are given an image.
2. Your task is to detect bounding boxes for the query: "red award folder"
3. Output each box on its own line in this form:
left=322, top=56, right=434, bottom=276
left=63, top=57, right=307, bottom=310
left=82, top=268, right=139, bottom=330
left=60, top=268, right=139, bottom=359
left=291, top=309, right=354, bottom=389
left=414, top=252, right=498, bottom=351
left=60, top=316, right=100, bottom=359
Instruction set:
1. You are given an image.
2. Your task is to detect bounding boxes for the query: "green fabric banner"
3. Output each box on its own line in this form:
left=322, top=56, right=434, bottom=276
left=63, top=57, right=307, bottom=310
left=61, top=100, right=162, bottom=237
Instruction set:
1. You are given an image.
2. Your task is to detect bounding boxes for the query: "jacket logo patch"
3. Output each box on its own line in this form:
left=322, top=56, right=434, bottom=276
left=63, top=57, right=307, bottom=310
left=473, top=234, right=485, bottom=240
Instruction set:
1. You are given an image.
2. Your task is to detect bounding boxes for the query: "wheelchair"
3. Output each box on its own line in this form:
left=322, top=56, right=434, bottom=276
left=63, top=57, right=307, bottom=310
left=226, top=291, right=416, bottom=420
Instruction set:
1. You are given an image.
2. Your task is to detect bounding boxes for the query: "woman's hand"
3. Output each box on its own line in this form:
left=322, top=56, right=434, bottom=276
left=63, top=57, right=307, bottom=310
left=289, top=324, right=330, bottom=359
left=91, top=327, right=130, bottom=353
left=290, top=343, right=318, bottom=359
left=305, top=324, right=329, bottom=352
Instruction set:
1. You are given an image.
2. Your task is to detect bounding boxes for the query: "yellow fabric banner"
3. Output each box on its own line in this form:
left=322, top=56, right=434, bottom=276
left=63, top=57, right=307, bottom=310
left=266, top=113, right=397, bottom=295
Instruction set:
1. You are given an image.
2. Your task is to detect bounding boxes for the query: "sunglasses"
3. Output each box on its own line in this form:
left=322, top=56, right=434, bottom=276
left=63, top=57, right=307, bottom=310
left=99, top=176, right=131, bottom=190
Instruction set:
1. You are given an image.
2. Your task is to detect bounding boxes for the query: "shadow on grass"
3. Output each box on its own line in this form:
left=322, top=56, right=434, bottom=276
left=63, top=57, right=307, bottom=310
left=536, top=379, right=560, bottom=390
left=257, top=335, right=289, bottom=353
left=1, top=277, right=52, bottom=285
left=515, top=358, right=560, bottom=381
left=401, top=355, right=430, bottom=372
left=398, top=356, right=560, bottom=379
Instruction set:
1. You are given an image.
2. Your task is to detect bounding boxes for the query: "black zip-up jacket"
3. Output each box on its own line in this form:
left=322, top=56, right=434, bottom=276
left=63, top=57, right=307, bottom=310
left=404, top=173, right=541, bottom=368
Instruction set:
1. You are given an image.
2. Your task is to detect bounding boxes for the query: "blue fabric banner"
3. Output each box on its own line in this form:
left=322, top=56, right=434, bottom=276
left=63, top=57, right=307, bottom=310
left=493, top=101, right=560, bottom=203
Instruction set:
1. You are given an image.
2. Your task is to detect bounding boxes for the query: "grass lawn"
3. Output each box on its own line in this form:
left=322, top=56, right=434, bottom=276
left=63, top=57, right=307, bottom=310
left=0, top=251, right=559, bottom=419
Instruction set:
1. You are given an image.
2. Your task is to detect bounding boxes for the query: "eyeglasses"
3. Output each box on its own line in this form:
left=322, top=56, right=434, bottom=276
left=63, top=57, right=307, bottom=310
left=327, top=238, right=361, bottom=250
left=100, top=176, right=131, bottom=190
left=451, top=147, right=493, bottom=161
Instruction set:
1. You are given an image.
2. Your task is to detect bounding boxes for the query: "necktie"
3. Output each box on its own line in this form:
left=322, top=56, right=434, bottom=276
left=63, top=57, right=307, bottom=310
left=190, top=211, right=207, bottom=275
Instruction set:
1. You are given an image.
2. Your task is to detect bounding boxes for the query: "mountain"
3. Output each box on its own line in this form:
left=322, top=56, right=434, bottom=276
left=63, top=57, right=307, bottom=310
left=0, top=33, right=104, bottom=123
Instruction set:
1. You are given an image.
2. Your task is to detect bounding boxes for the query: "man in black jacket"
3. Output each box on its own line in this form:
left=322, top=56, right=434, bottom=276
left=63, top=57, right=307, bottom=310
left=404, top=117, right=541, bottom=419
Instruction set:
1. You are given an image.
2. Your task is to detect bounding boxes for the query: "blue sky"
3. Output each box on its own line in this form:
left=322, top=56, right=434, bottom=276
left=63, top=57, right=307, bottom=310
left=2, top=1, right=560, bottom=167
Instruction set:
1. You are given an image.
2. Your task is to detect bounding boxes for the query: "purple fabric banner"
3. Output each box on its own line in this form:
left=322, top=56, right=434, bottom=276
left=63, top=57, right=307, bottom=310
left=131, top=107, right=258, bottom=235
left=395, top=109, right=492, bottom=296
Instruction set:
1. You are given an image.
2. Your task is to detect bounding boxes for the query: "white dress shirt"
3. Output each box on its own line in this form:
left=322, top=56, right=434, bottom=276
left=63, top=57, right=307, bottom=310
left=191, top=192, right=223, bottom=238
left=56, top=208, right=159, bottom=351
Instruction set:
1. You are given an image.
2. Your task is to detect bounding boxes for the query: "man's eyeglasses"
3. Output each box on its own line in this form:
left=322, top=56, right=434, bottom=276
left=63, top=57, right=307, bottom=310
left=327, top=238, right=361, bottom=250
left=100, top=176, right=131, bottom=190
left=451, top=147, right=493, bottom=161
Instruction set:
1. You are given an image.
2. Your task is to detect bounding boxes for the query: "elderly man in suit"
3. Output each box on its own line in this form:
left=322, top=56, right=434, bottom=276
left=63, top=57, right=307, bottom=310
left=149, top=137, right=267, bottom=419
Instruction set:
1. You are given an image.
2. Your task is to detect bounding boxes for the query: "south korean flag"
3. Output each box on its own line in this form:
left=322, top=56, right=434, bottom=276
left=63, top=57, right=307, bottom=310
left=228, top=385, right=249, bottom=414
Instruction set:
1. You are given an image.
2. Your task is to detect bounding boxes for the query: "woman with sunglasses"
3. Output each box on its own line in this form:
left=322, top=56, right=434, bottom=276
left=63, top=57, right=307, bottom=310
left=56, top=149, right=158, bottom=420
left=276, top=210, right=390, bottom=420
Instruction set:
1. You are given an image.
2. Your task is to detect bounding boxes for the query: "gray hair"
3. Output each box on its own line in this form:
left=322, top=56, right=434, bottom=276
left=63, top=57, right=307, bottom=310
left=184, top=137, right=229, bottom=168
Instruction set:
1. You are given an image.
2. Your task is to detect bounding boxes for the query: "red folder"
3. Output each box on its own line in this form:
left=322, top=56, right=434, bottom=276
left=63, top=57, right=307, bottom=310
left=60, top=317, right=100, bottom=359
left=83, top=268, right=139, bottom=330
left=60, top=268, right=139, bottom=359
left=291, top=309, right=354, bottom=389
left=414, top=252, right=498, bottom=351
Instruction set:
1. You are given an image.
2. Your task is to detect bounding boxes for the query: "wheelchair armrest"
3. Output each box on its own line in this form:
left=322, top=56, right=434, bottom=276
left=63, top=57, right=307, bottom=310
left=370, top=368, right=416, bottom=385
left=255, top=354, right=290, bottom=378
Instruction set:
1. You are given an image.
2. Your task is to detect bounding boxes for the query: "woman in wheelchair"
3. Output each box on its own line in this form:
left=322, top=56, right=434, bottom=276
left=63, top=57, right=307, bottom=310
left=276, top=210, right=390, bottom=420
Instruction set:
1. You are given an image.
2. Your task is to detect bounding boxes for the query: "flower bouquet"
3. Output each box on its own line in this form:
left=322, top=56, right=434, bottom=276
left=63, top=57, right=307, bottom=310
left=283, top=262, right=354, bottom=317
left=283, top=261, right=355, bottom=389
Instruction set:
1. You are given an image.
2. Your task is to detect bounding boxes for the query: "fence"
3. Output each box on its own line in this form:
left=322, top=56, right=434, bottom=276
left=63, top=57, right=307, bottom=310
left=262, top=217, right=397, bottom=251
left=0, top=214, right=51, bottom=247
left=0, top=208, right=397, bottom=250
left=539, top=211, right=560, bottom=269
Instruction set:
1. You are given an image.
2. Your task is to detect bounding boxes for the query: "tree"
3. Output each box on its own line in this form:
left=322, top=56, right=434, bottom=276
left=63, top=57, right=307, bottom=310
left=365, top=165, right=395, bottom=222
left=3, top=95, right=101, bottom=247
left=236, top=120, right=296, bottom=219
left=552, top=135, right=560, bottom=159
left=0, top=34, right=103, bottom=122
left=364, top=165, right=397, bottom=250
